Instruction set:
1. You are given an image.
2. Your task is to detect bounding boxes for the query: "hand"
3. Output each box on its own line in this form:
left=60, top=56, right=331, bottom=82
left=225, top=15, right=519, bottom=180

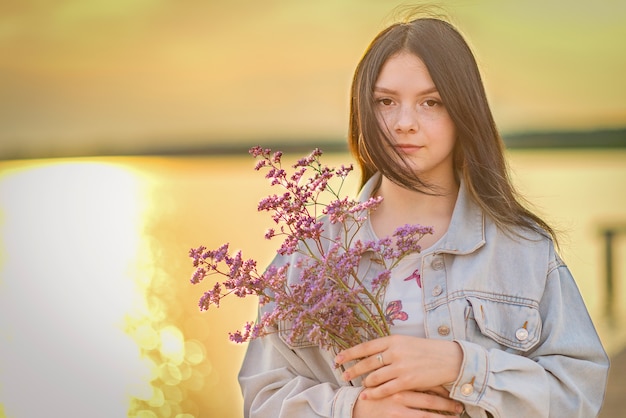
left=335, top=335, right=463, bottom=400
left=353, top=388, right=465, bottom=417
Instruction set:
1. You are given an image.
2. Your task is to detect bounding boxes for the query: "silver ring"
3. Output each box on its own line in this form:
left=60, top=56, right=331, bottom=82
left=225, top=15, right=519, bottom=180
left=376, top=353, right=384, bottom=367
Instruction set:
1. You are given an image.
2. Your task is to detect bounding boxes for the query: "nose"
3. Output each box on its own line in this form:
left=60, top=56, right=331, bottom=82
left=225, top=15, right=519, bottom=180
left=394, top=105, right=418, bottom=134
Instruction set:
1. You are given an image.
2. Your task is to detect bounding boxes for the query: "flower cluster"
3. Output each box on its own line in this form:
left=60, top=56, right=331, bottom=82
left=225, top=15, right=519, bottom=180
left=189, top=147, right=432, bottom=352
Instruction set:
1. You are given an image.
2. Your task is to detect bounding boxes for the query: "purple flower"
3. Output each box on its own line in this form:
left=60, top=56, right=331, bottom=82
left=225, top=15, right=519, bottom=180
left=190, top=267, right=207, bottom=284
left=187, top=147, right=433, bottom=352
left=371, top=270, right=391, bottom=291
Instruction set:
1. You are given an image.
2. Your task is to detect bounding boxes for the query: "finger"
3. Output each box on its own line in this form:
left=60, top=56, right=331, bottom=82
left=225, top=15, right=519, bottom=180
left=401, top=391, right=464, bottom=416
left=424, top=386, right=451, bottom=399
left=360, top=374, right=403, bottom=399
left=342, top=352, right=388, bottom=383
left=335, top=337, right=389, bottom=365
left=361, top=390, right=465, bottom=416
left=362, top=369, right=438, bottom=399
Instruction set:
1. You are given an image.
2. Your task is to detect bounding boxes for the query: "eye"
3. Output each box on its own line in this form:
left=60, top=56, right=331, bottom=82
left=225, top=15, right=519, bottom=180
left=377, top=98, right=394, bottom=106
left=422, top=99, right=440, bottom=108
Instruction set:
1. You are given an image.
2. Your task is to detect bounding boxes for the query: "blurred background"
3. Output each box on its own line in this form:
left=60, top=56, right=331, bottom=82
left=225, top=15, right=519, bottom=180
left=1, top=1, right=625, bottom=417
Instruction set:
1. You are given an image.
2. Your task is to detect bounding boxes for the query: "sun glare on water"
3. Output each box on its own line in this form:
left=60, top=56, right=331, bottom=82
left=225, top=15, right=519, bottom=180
left=0, top=160, right=179, bottom=417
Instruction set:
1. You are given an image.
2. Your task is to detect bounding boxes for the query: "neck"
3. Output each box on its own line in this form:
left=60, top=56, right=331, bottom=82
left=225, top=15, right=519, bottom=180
left=369, top=174, right=459, bottom=243
left=378, top=174, right=458, bottom=213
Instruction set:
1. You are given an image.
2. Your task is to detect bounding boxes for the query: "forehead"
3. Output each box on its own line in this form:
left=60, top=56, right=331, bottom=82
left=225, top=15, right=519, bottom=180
left=375, top=51, right=435, bottom=90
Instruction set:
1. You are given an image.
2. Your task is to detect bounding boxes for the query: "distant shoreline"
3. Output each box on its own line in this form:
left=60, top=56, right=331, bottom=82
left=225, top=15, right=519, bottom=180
left=503, top=128, right=626, bottom=149
left=129, top=127, right=626, bottom=156
left=2, top=128, right=625, bottom=161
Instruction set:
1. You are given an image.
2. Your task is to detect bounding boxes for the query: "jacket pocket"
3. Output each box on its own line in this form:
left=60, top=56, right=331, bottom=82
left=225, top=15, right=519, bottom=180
left=464, top=296, right=542, bottom=352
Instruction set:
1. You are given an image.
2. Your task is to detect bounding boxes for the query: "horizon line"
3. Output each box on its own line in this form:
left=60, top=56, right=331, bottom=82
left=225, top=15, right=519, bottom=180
left=1, top=127, right=625, bottom=161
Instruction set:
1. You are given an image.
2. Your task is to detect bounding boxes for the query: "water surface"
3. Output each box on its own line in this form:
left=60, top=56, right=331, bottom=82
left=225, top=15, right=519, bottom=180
left=1, top=150, right=624, bottom=417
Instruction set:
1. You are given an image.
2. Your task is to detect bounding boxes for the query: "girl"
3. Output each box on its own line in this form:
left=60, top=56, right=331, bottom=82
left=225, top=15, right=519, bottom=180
left=238, top=15, right=609, bottom=418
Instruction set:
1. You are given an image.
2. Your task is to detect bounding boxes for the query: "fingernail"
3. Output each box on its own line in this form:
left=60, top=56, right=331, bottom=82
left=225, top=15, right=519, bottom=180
left=342, top=371, right=350, bottom=381
left=334, top=354, right=343, bottom=364
left=359, top=392, right=368, bottom=400
left=456, top=404, right=465, bottom=414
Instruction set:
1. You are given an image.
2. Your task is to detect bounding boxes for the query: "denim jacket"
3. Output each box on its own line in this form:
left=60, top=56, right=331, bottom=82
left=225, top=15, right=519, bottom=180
left=239, top=174, right=609, bottom=418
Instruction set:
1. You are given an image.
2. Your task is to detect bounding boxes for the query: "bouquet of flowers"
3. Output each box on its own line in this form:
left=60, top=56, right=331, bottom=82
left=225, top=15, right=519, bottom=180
left=188, top=147, right=432, bottom=353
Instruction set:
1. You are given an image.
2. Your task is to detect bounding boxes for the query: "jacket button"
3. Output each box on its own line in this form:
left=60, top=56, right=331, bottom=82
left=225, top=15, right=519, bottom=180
left=460, top=383, right=474, bottom=396
left=515, top=327, right=529, bottom=341
left=432, top=285, right=443, bottom=296
left=431, top=257, right=444, bottom=270
left=437, top=325, right=450, bottom=336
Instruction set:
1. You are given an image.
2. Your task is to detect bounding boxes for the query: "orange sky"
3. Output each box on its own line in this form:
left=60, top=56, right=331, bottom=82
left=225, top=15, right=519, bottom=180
left=1, top=0, right=625, bottom=158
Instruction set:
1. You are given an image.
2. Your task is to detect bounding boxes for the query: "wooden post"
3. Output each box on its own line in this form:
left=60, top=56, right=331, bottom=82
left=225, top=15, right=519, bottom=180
left=599, top=223, right=626, bottom=322
left=603, top=229, right=615, bottom=319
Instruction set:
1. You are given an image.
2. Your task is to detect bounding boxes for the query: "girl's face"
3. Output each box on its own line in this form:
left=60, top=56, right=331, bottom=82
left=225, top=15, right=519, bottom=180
left=374, top=51, right=457, bottom=182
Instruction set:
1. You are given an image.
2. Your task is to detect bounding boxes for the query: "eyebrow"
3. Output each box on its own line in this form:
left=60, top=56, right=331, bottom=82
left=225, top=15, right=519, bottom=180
left=373, top=86, right=440, bottom=96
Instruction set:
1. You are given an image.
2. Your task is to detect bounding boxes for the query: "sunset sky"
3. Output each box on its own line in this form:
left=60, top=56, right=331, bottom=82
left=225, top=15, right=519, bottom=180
left=1, top=0, right=625, bottom=158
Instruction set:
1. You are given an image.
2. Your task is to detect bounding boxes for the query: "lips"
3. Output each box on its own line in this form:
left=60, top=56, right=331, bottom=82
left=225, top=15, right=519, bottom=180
left=394, top=144, right=424, bottom=153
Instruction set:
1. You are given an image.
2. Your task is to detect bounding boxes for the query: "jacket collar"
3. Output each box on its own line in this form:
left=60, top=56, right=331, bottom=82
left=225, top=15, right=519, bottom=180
left=358, top=173, right=485, bottom=255
left=436, top=177, right=485, bottom=255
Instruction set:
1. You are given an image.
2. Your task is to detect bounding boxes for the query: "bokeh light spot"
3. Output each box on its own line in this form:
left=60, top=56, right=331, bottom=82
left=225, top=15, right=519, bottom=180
left=159, top=325, right=185, bottom=364
left=184, top=340, right=206, bottom=365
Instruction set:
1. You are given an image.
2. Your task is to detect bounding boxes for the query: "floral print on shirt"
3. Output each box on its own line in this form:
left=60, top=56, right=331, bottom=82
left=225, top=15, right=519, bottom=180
left=385, top=300, right=409, bottom=324
left=404, top=268, right=422, bottom=288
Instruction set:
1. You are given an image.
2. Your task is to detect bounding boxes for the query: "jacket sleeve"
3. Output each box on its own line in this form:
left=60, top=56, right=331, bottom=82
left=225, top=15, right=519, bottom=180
left=449, top=262, right=609, bottom=418
left=237, top=248, right=363, bottom=417
left=238, top=325, right=363, bottom=417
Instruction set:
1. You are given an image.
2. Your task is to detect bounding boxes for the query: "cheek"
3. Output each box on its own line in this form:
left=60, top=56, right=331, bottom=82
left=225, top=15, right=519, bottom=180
left=376, top=110, right=394, bottom=131
left=435, top=117, right=457, bottom=144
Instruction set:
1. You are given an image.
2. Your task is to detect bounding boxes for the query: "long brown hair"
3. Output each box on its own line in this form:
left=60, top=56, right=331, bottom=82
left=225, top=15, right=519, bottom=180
left=348, top=16, right=557, bottom=243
